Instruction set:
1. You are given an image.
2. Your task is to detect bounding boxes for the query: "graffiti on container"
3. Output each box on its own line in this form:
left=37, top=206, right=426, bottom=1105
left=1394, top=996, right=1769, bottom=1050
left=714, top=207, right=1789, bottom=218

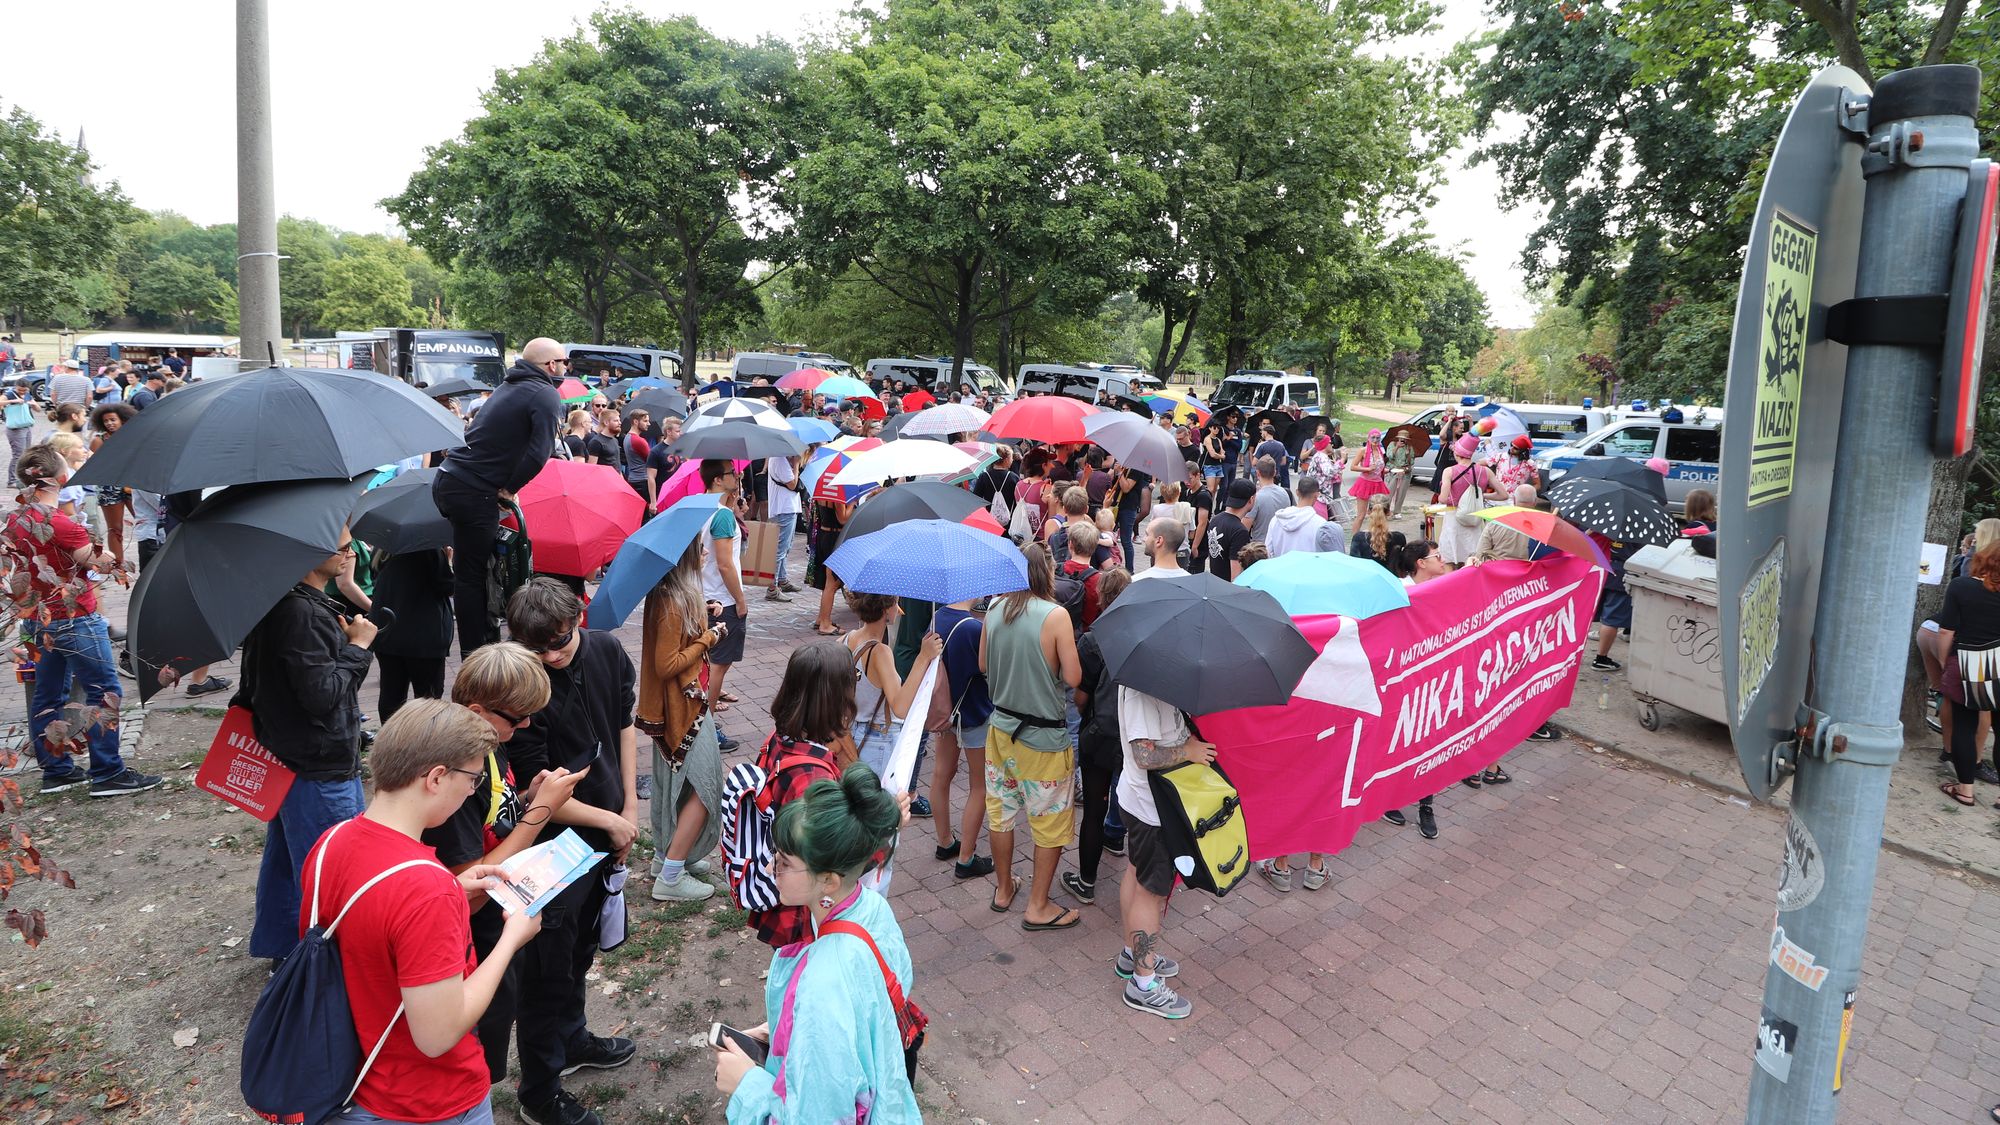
left=1667, top=614, right=1722, bottom=673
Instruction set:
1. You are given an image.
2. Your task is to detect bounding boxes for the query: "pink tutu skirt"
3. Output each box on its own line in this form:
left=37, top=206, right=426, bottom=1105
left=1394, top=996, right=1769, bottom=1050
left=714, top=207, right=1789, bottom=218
left=1347, top=476, right=1390, bottom=500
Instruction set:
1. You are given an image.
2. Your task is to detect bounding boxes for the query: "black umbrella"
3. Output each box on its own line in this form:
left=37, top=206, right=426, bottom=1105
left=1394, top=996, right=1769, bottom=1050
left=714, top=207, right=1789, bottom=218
left=736, top=384, right=793, bottom=415
left=836, top=481, right=987, bottom=549
left=423, top=377, right=487, bottom=399
left=1246, top=408, right=1293, bottom=448
left=72, top=367, right=463, bottom=493
left=1544, top=477, right=1679, bottom=546
left=974, top=429, right=1024, bottom=447
left=1284, top=415, right=1335, bottom=457
left=1550, top=457, right=1668, bottom=502
left=350, top=468, right=451, bottom=554
left=877, top=411, right=947, bottom=443
left=1091, top=572, right=1315, bottom=714
left=626, top=386, right=689, bottom=421
left=128, top=475, right=368, bottom=702
left=669, top=419, right=805, bottom=461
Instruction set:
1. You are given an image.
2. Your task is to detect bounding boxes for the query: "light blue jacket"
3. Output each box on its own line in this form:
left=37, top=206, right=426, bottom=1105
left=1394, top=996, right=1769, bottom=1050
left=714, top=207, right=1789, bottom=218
left=728, top=887, right=921, bottom=1124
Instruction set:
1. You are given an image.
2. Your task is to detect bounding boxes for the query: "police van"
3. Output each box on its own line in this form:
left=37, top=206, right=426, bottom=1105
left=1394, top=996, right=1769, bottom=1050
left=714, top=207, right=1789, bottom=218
left=1017, top=362, right=1162, bottom=404
left=1533, top=407, right=1725, bottom=512
left=1401, top=402, right=1614, bottom=476
left=865, top=356, right=1003, bottom=396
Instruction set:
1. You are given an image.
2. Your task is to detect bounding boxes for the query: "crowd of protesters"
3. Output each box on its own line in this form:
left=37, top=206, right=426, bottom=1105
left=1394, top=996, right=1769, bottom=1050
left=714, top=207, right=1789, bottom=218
left=0, top=345, right=1772, bottom=1123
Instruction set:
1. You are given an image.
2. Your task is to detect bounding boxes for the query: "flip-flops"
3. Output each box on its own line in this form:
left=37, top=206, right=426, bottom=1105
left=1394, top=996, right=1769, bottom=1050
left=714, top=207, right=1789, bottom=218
left=1023, top=908, right=1082, bottom=932
left=990, top=875, right=1019, bottom=913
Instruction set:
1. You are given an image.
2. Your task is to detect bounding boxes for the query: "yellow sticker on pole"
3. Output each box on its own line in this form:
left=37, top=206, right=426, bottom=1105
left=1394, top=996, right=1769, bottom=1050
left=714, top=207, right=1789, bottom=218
left=1749, top=209, right=1817, bottom=508
left=1833, top=990, right=1855, bottom=1093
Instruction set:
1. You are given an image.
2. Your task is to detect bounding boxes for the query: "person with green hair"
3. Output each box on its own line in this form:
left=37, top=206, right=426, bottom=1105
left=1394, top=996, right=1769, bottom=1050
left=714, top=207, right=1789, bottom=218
left=715, top=765, right=921, bottom=1123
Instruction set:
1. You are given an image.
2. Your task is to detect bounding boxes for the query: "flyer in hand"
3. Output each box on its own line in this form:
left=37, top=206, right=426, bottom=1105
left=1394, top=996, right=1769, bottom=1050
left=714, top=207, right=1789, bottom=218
left=494, top=829, right=605, bottom=916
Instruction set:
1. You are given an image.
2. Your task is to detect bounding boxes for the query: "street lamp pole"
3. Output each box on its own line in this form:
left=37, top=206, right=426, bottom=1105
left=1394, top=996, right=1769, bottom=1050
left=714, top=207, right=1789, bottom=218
left=235, top=0, right=283, bottom=369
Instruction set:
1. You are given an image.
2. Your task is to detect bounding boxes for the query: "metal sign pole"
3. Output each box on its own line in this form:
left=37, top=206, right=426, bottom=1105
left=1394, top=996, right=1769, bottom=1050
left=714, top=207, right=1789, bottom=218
left=1747, top=65, right=1985, bottom=1122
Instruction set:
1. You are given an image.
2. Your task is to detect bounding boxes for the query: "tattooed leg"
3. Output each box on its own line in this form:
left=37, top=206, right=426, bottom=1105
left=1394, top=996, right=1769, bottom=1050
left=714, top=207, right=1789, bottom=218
left=1121, top=862, right=1169, bottom=976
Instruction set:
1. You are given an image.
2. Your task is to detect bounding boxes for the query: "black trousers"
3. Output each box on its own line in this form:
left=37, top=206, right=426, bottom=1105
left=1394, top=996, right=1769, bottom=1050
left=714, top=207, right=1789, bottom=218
left=516, top=870, right=609, bottom=1107
left=432, top=471, right=501, bottom=657
left=376, top=654, right=446, bottom=720
left=1949, top=700, right=1988, bottom=785
left=468, top=900, right=519, bottom=1084
left=1078, top=763, right=1116, bottom=886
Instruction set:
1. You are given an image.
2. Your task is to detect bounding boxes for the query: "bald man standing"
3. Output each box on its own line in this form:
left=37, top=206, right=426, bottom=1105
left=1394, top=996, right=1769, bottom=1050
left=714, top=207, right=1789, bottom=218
left=432, top=337, right=567, bottom=655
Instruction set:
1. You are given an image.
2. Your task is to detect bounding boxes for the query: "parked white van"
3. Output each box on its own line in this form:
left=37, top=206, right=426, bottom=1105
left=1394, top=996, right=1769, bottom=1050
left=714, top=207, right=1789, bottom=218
left=865, top=356, right=1002, bottom=395
left=1212, top=369, right=1321, bottom=414
left=1400, top=401, right=1616, bottom=475
left=1017, top=362, right=1162, bottom=404
left=732, top=351, right=855, bottom=381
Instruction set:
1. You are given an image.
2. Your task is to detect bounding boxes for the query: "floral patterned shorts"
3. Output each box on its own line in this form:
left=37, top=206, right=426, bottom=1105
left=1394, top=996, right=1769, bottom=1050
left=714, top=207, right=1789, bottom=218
left=983, top=726, right=1075, bottom=848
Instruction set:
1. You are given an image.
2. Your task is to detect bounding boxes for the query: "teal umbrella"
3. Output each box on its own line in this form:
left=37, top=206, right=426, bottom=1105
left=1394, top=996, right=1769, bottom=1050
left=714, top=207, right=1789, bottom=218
left=1234, top=551, right=1411, bottom=619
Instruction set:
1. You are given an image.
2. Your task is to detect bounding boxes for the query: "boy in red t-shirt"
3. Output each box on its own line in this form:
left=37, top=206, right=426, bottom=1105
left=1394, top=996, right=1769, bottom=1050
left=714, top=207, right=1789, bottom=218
left=300, top=699, right=540, bottom=1124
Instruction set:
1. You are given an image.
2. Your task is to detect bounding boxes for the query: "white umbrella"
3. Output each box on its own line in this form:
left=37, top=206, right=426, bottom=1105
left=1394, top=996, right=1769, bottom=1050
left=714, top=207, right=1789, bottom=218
left=830, top=439, right=979, bottom=485
left=900, top=402, right=992, bottom=437
left=1083, top=411, right=1185, bottom=479
left=1475, top=406, right=1529, bottom=462
left=684, top=397, right=789, bottom=434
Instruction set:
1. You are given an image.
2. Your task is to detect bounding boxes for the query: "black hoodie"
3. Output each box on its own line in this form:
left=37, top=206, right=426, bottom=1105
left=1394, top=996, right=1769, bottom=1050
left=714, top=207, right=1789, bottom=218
left=440, top=358, right=563, bottom=493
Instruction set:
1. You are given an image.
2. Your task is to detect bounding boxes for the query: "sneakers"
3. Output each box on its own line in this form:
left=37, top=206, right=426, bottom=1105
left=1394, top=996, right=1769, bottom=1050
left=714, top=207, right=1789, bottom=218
left=1301, top=863, right=1328, bottom=891
left=1527, top=723, right=1557, bottom=742
left=1061, top=871, right=1094, bottom=903
left=518, top=1090, right=603, bottom=1125
left=953, top=855, right=995, bottom=879
left=909, top=795, right=932, bottom=818
left=1381, top=809, right=1407, bottom=827
left=1123, top=978, right=1192, bottom=1019
left=688, top=858, right=715, bottom=877
left=779, top=581, right=804, bottom=594
left=116, top=650, right=137, bottom=680
left=764, top=588, right=793, bottom=602
left=40, top=770, right=88, bottom=795
left=1255, top=859, right=1293, bottom=893
left=186, top=674, right=232, bottom=697
left=634, top=773, right=653, bottom=801
left=1102, top=834, right=1127, bottom=858
left=1591, top=655, right=1622, bottom=672
left=1981, top=763, right=2000, bottom=786
left=650, top=871, right=716, bottom=902
left=1115, top=948, right=1179, bottom=979
left=559, top=1033, right=636, bottom=1076
left=1418, top=803, right=1438, bottom=839
left=90, top=768, right=163, bottom=798
left=715, top=727, right=740, bottom=751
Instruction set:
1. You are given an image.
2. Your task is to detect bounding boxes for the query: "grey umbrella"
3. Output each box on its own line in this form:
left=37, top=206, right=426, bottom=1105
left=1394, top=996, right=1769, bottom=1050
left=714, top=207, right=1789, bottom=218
left=669, top=419, right=806, bottom=461
left=1090, top=572, right=1315, bottom=715
left=128, top=476, right=368, bottom=702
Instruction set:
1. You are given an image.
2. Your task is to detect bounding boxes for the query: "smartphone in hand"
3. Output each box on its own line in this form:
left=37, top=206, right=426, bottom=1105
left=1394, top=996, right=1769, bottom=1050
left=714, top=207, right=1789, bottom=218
left=709, top=1022, right=769, bottom=1065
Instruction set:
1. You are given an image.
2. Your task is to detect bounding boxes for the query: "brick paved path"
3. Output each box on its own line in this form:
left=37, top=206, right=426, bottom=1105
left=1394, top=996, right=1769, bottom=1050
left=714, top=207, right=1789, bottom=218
left=47, top=528, right=2000, bottom=1123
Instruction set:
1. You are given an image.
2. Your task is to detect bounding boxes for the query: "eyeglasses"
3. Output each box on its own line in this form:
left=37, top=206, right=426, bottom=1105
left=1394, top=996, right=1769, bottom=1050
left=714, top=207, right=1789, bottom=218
left=334, top=542, right=356, bottom=557
left=536, top=629, right=576, bottom=654
left=446, top=765, right=486, bottom=788
left=770, top=854, right=806, bottom=876
left=490, top=707, right=533, bottom=727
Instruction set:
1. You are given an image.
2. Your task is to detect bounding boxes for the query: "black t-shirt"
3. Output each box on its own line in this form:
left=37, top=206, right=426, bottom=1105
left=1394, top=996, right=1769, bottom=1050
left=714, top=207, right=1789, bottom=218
left=1115, top=470, right=1151, bottom=517
left=563, top=434, right=588, bottom=459
left=1186, top=485, right=1213, bottom=534
left=1206, top=511, right=1251, bottom=578
left=647, top=441, right=683, bottom=484
left=1940, top=576, right=2000, bottom=649
left=973, top=467, right=1019, bottom=506
left=584, top=432, right=621, bottom=467
left=1178, top=440, right=1200, bottom=466
left=504, top=630, right=637, bottom=854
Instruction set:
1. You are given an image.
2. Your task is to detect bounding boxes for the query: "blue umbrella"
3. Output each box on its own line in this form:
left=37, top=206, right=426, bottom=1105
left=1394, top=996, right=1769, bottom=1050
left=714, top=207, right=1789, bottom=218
left=586, top=494, right=723, bottom=630
left=788, top=416, right=839, bottom=445
left=1233, top=550, right=1411, bottom=619
left=611, top=376, right=673, bottom=398
left=828, top=518, right=1026, bottom=604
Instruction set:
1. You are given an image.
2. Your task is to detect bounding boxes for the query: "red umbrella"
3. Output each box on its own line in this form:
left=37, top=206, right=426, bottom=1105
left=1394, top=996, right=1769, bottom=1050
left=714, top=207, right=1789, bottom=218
left=901, top=389, right=936, bottom=412
left=857, top=397, right=887, bottom=421
left=556, top=377, right=593, bottom=403
left=987, top=396, right=1099, bottom=444
left=1474, top=505, right=1613, bottom=570
left=777, top=367, right=835, bottom=391
left=961, top=507, right=1006, bottom=536
left=518, top=460, right=645, bottom=577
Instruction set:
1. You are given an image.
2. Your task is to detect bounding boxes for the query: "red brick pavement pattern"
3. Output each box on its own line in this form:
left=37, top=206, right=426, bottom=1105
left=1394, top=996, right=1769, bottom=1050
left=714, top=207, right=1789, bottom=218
left=55, top=531, right=2000, bottom=1122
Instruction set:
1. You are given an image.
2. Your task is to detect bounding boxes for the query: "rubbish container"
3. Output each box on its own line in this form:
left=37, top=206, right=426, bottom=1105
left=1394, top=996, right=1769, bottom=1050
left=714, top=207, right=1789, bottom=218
left=1623, top=537, right=1724, bottom=730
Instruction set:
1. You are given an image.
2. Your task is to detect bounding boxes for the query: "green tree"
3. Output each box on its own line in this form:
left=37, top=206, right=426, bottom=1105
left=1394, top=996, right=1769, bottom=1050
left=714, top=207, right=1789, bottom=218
left=277, top=216, right=338, bottom=338
left=316, top=244, right=425, bottom=331
left=784, top=0, right=1149, bottom=386
left=130, top=251, right=233, bottom=332
left=0, top=106, right=135, bottom=333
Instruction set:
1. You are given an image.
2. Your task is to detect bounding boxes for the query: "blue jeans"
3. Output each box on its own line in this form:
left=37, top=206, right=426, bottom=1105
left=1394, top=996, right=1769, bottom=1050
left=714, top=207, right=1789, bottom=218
left=1116, top=509, right=1139, bottom=572
left=251, top=775, right=366, bottom=959
left=773, top=512, right=798, bottom=586
left=31, top=615, right=124, bottom=783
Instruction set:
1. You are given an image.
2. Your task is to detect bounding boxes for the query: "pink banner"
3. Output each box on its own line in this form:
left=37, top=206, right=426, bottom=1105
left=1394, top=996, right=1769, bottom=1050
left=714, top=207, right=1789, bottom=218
left=1204, top=556, right=1605, bottom=860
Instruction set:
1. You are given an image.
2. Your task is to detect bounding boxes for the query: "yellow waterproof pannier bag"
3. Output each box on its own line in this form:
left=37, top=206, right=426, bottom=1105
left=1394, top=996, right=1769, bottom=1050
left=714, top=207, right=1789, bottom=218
left=1147, top=760, right=1249, bottom=897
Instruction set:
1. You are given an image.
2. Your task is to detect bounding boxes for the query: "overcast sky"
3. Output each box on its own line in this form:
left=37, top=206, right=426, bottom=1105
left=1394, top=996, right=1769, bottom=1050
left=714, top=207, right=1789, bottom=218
left=5, top=0, right=1542, bottom=327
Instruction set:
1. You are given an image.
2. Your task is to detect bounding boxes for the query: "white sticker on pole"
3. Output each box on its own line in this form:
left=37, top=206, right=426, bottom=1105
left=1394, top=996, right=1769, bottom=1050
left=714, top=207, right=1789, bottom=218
left=1777, top=813, right=1825, bottom=912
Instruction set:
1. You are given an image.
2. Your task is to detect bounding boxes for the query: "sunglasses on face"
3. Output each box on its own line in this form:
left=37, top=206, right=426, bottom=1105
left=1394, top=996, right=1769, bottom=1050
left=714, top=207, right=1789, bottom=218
left=537, top=630, right=576, bottom=654
left=490, top=707, right=533, bottom=727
